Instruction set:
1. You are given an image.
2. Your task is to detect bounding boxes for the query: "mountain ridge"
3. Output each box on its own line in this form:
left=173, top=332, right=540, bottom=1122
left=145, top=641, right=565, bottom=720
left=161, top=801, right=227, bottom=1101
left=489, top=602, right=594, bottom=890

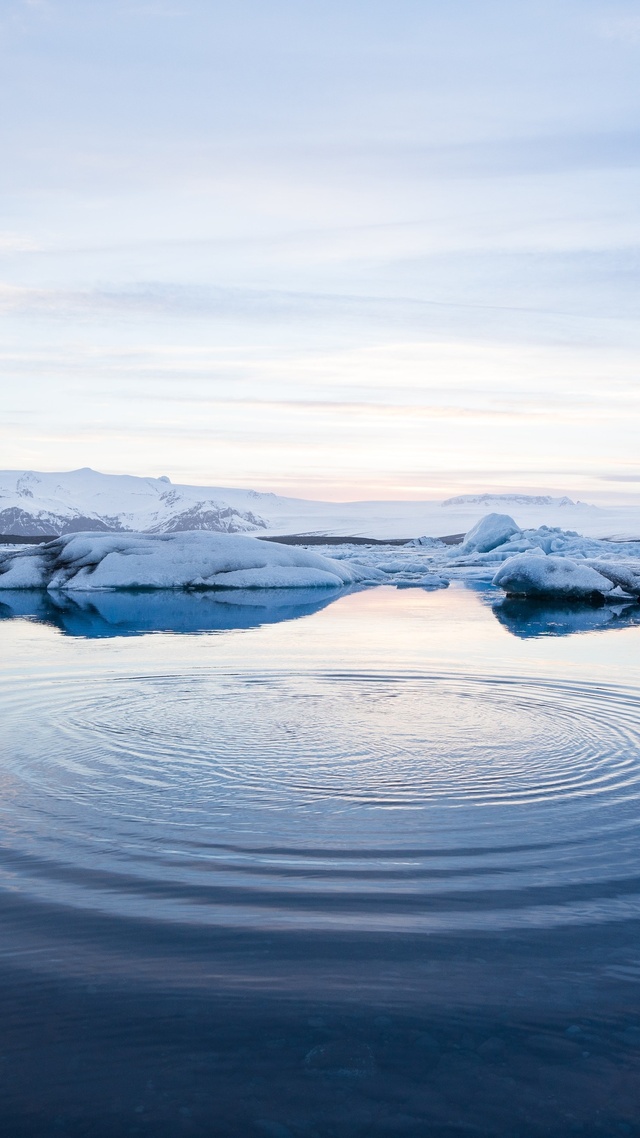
left=0, top=469, right=267, bottom=537
left=0, top=468, right=637, bottom=541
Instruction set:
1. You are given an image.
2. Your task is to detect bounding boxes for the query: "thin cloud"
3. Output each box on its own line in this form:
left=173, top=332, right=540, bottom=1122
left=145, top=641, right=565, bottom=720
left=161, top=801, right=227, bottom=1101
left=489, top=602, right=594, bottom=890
left=599, top=473, right=640, bottom=482
left=0, top=281, right=630, bottom=334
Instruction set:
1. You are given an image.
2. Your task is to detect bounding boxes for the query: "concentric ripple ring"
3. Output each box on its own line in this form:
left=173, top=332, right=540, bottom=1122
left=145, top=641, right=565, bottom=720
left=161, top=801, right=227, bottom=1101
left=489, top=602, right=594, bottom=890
left=0, top=668, right=639, bottom=933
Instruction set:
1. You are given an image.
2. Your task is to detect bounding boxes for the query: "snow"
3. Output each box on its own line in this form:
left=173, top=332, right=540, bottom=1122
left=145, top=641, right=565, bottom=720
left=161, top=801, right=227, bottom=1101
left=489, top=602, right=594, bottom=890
left=0, top=469, right=266, bottom=537
left=0, top=532, right=368, bottom=592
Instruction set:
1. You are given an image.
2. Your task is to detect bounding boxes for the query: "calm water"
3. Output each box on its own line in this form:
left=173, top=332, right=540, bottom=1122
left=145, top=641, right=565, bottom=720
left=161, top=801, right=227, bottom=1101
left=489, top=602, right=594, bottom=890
left=1, top=583, right=640, bottom=1137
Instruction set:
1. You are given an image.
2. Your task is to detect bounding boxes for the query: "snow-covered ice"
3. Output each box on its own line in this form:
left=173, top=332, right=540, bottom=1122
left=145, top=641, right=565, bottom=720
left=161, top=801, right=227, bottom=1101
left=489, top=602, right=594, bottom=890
left=586, top=560, right=640, bottom=598
left=0, top=532, right=369, bottom=592
left=1, top=510, right=639, bottom=602
left=492, top=554, right=617, bottom=601
left=316, top=517, right=640, bottom=599
left=458, top=513, right=520, bottom=554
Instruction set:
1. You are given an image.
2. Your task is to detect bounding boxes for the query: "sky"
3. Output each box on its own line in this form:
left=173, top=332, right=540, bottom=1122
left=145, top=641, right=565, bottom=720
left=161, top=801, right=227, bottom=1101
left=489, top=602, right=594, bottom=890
left=1, top=0, right=640, bottom=502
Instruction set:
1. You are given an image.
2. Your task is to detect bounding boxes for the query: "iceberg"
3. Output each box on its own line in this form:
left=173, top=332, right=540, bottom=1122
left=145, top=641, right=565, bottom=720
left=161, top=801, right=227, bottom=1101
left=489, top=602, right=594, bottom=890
left=492, top=553, right=617, bottom=601
left=0, top=532, right=367, bottom=592
left=458, top=513, right=520, bottom=554
left=0, top=513, right=638, bottom=600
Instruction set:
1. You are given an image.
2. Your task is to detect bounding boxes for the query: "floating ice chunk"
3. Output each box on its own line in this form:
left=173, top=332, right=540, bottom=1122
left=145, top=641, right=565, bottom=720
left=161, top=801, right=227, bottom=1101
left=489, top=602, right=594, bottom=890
left=405, top=536, right=445, bottom=549
left=460, top=513, right=520, bottom=554
left=377, top=559, right=412, bottom=573
left=586, top=560, right=640, bottom=597
left=394, top=572, right=449, bottom=590
left=417, top=574, right=449, bottom=590
left=0, top=532, right=367, bottom=591
left=492, top=553, right=616, bottom=600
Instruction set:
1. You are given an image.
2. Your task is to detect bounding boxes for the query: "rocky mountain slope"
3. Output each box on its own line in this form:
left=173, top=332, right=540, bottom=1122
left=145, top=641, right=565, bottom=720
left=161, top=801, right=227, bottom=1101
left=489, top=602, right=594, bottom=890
left=0, top=470, right=266, bottom=536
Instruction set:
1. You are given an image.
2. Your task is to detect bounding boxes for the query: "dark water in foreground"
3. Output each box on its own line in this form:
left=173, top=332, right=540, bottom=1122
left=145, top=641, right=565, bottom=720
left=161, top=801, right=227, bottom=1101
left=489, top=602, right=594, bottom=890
left=1, top=584, right=639, bottom=1137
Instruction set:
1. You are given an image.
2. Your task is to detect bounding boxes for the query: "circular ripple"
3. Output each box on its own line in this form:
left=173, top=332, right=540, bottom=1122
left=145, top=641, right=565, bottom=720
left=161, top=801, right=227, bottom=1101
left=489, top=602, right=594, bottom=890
left=1, top=668, right=639, bottom=933
left=19, top=671, right=640, bottom=808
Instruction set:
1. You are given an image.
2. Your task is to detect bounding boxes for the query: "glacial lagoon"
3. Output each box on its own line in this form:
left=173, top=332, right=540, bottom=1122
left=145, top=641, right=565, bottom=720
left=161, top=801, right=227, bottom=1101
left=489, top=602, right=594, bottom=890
left=1, top=583, right=640, bottom=1137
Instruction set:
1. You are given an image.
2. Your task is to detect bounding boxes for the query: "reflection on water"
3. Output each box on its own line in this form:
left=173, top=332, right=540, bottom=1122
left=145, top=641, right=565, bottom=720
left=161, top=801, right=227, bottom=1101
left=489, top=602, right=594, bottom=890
left=3, top=584, right=640, bottom=642
left=0, top=585, right=346, bottom=637
left=1, top=585, right=640, bottom=1136
left=494, top=595, right=640, bottom=639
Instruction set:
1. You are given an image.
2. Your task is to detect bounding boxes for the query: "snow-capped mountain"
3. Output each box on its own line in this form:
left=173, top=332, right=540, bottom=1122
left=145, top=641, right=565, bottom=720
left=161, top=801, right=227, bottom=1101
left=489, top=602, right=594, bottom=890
left=0, top=470, right=266, bottom=537
left=442, top=494, right=581, bottom=508
left=0, top=468, right=638, bottom=540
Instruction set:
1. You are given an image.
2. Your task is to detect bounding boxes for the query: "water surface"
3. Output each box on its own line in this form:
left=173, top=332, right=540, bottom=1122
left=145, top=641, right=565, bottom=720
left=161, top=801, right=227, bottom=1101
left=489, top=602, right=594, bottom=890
left=1, top=584, right=639, bottom=1137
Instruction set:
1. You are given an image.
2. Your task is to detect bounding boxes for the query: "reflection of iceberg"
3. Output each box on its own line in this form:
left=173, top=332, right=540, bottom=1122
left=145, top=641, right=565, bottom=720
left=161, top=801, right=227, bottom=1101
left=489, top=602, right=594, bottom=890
left=0, top=587, right=347, bottom=638
left=493, top=596, right=640, bottom=639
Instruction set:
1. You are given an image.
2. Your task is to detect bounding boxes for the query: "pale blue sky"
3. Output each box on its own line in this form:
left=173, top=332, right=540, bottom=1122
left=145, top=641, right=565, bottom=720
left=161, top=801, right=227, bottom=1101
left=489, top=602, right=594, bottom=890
left=1, top=0, right=640, bottom=499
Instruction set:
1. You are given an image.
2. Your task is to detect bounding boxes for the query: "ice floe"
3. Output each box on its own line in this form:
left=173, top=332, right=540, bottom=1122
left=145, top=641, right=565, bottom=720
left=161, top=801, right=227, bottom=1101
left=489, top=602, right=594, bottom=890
left=320, top=520, right=640, bottom=598
left=0, top=532, right=369, bottom=592
left=492, top=554, right=617, bottom=601
left=395, top=514, right=640, bottom=601
left=1, top=514, right=639, bottom=601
